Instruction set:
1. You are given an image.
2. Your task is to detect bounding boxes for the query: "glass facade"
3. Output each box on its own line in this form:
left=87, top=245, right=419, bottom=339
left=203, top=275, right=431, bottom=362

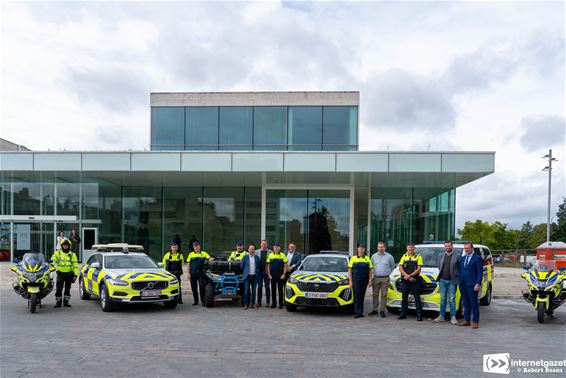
left=151, top=106, right=358, bottom=151
left=370, top=188, right=455, bottom=260
left=151, top=107, right=185, bottom=150
left=266, top=189, right=350, bottom=255
left=218, top=107, right=253, bottom=150
left=185, top=107, right=219, bottom=150
left=0, top=175, right=455, bottom=263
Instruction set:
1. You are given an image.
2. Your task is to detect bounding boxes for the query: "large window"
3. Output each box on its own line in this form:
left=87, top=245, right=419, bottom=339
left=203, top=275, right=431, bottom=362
left=288, top=107, right=323, bottom=151
left=253, top=107, right=287, bottom=150
left=266, top=189, right=350, bottom=254
left=323, top=106, right=358, bottom=151
left=163, top=187, right=203, bottom=255
left=219, top=107, right=253, bottom=150
left=185, top=107, right=218, bottom=150
left=123, top=187, right=162, bottom=260
left=370, top=188, right=455, bottom=259
left=151, top=105, right=358, bottom=151
left=151, top=107, right=185, bottom=150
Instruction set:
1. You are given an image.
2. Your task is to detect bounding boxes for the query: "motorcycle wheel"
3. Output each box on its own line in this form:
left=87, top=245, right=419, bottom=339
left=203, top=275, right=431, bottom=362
left=537, top=302, right=545, bottom=324
left=29, top=293, right=37, bottom=314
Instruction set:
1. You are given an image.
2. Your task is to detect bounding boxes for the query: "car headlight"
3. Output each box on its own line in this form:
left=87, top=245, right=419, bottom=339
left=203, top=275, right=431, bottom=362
left=170, top=277, right=178, bottom=284
left=108, top=278, right=129, bottom=286
left=338, top=278, right=349, bottom=286
left=289, top=276, right=298, bottom=284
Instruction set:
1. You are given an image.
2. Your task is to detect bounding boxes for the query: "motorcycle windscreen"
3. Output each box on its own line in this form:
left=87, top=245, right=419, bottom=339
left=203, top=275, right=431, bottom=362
left=22, top=253, right=46, bottom=272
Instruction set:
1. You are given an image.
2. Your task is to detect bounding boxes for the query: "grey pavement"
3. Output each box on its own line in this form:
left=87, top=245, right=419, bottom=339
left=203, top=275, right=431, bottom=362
left=1, top=286, right=565, bottom=378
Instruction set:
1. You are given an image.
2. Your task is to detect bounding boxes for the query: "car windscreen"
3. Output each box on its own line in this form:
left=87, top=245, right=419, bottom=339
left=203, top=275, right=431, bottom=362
left=415, top=247, right=463, bottom=267
left=301, top=256, right=348, bottom=272
left=105, top=255, right=158, bottom=269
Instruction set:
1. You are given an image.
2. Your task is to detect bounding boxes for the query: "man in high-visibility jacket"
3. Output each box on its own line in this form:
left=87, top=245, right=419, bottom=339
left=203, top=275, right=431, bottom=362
left=228, top=241, right=246, bottom=261
left=163, top=241, right=184, bottom=304
left=52, top=238, right=78, bottom=308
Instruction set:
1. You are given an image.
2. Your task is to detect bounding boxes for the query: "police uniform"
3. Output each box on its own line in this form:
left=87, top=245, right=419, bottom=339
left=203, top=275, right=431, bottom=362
left=163, top=248, right=185, bottom=304
left=228, top=243, right=246, bottom=262
left=348, top=254, right=373, bottom=317
left=52, top=238, right=78, bottom=308
left=266, top=248, right=288, bottom=308
left=398, top=252, right=424, bottom=320
left=187, top=247, right=211, bottom=306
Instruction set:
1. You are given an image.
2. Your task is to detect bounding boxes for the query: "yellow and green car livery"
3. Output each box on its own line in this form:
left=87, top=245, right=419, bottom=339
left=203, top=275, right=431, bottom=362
left=285, top=253, right=352, bottom=312
left=79, top=251, right=180, bottom=312
left=387, top=243, right=494, bottom=315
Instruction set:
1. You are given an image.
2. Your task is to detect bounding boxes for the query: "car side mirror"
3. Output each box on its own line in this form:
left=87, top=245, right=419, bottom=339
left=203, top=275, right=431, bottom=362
left=91, top=262, right=101, bottom=270
left=521, top=272, right=528, bottom=278
left=522, top=266, right=530, bottom=271
left=13, top=258, right=21, bottom=264
left=10, top=266, right=17, bottom=272
left=157, top=262, right=163, bottom=268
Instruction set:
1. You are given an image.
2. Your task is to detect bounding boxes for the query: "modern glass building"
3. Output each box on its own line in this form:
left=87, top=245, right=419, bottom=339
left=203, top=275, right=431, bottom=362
left=0, top=91, right=495, bottom=262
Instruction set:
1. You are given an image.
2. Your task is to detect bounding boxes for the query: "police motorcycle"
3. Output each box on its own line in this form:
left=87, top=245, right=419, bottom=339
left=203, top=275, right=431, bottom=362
left=521, top=260, right=566, bottom=323
left=11, top=252, right=55, bottom=313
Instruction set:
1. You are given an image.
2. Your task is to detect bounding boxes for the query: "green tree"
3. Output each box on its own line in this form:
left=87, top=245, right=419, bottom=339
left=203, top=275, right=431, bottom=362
left=458, top=220, right=492, bottom=245
left=530, top=223, right=547, bottom=248
left=517, top=221, right=533, bottom=249
left=458, top=220, right=517, bottom=250
left=553, top=197, right=566, bottom=241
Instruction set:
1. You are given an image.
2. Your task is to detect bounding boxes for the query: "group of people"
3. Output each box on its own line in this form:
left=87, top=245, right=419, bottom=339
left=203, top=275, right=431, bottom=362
left=348, top=240, right=483, bottom=329
left=56, top=229, right=81, bottom=254
left=162, top=239, right=302, bottom=309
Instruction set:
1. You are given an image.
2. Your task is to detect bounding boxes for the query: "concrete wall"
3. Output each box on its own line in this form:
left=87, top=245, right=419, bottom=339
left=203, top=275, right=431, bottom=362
left=150, top=91, right=360, bottom=106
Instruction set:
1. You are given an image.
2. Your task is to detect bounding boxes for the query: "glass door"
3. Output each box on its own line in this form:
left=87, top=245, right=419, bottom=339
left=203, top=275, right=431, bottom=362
left=266, top=189, right=350, bottom=255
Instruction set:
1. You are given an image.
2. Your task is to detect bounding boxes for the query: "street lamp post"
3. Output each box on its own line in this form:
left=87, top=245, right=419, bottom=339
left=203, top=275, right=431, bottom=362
left=542, top=149, right=558, bottom=242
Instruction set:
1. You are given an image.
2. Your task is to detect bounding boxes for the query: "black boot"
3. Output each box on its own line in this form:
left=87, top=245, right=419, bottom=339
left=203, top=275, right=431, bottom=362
left=54, top=301, right=62, bottom=308
left=63, top=300, right=72, bottom=307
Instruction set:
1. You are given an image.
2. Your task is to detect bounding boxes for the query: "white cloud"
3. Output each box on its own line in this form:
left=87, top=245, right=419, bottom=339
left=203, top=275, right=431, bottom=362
left=0, top=1, right=564, bottom=229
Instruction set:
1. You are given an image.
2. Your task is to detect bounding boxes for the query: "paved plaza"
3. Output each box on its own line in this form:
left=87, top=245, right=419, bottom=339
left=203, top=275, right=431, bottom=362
left=1, top=285, right=565, bottom=378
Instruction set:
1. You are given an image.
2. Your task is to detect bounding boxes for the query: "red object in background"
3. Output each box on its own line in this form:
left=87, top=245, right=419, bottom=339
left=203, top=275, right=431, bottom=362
left=536, top=242, right=566, bottom=269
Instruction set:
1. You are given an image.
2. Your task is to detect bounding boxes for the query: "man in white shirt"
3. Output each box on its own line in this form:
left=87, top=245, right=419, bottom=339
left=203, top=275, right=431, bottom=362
left=368, top=241, right=396, bottom=318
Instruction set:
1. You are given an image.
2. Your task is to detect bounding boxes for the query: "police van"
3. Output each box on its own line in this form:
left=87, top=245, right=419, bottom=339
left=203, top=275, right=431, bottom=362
left=386, top=242, right=494, bottom=316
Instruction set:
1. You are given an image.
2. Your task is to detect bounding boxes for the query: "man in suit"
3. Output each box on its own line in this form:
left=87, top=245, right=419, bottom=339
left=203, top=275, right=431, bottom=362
left=458, top=242, right=483, bottom=329
left=241, top=243, right=261, bottom=310
left=434, top=240, right=461, bottom=324
left=285, top=242, right=302, bottom=282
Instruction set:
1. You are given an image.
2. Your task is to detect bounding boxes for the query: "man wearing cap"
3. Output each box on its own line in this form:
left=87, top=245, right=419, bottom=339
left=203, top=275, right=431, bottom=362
left=186, top=242, right=212, bottom=306
left=256, top=239, right=272, bottom=307
left=266, top=243, right=288, bottom=309
left=398, top=242, right=424, bottom=321
left=228, top=242, right=246, bottom=261
left=163, top=242, right=184, bottom=304
left=348, top=244, right=373, bottom=319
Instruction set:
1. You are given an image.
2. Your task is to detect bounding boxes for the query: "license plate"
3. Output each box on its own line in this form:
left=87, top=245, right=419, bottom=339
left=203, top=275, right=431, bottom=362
left=305, top=292, right=328, bottom=299
left=141, top=290, right=161, bottom=297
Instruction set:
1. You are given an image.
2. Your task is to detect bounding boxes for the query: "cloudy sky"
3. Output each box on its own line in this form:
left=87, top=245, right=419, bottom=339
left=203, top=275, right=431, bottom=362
left=1, top=1, right=564, bottom=230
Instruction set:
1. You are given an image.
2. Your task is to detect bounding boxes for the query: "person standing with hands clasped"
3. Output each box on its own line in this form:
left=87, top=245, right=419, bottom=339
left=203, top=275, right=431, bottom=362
left=52, top=238, right=78, bottom=308
left=458, top=242, right=483, bottom=329
left=266, top=243, right=288, bottom=309
left=163, top=241, right=185, bottom=304
left=434, top=240, right=461, bottom=325
left=398, top=242, right=424, bottom=321
left=348, top=244, right=373, bottom=319
left=186, top=242, right=212, bottom=306
left=241, top=243, right=260, bottom=309
left=368, top=241, right=395, bottom=318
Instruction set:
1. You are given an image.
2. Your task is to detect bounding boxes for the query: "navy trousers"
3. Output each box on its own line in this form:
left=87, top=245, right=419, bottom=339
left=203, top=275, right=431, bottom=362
left=460, top=284, right=480, bottom=323
left=353, top=277, right=369, bottom=316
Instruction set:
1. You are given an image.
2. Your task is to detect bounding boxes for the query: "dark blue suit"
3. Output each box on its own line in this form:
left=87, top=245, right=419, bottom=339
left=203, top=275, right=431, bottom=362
left=241, top=254, right=260, bottom=306
left=458, top=253, right=483, bottom=323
